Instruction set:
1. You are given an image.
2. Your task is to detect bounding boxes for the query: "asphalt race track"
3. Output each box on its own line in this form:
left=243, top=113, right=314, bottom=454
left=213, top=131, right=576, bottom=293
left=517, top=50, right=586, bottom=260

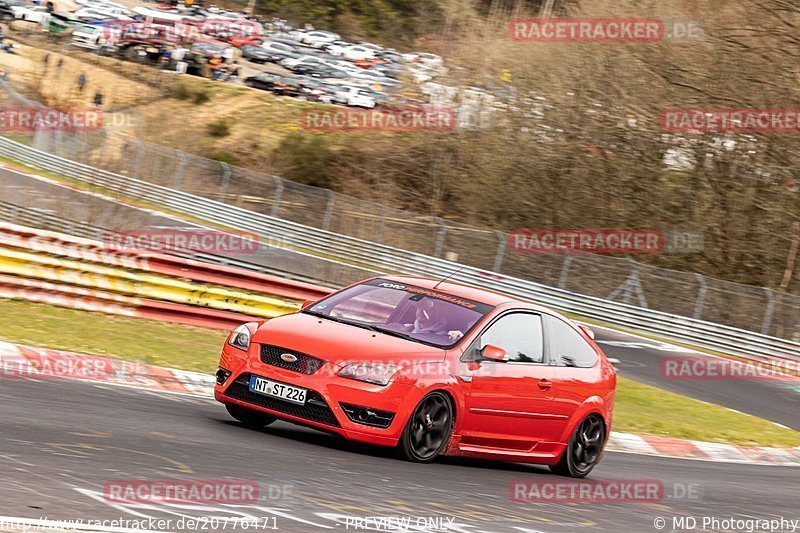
left=0, top=376, right=797, bottom=533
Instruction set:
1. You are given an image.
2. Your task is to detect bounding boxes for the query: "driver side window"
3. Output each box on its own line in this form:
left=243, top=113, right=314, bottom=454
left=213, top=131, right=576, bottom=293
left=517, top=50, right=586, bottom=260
left=478, top=313, right=544, bottom=363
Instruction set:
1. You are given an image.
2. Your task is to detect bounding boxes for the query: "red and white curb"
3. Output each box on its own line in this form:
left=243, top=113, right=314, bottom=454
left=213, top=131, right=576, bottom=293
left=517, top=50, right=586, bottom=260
left=607, top=432, right=800, bottom=466
left=0, top=340, right=214, bottom=396
left=1, top=341, right=798, bottom=467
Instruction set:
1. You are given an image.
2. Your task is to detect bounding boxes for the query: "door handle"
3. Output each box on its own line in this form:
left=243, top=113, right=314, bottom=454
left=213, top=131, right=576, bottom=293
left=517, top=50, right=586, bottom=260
left=537, top=379, right=553, bottom=391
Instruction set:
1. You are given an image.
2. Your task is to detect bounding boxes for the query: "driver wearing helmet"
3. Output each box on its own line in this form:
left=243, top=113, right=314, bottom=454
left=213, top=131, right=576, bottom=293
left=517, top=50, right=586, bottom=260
left=405, top=299, right=464, bottom=341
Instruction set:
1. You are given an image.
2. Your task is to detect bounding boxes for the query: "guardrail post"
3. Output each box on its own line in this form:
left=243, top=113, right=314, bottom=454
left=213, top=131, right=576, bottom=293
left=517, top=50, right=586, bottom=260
left=762, top=287, right=776, bottom=335
left=558, top=254, right=573, bottom=289
left=173, top=151, right=187, bottom=191
left=271, top=176, right=284, bottom=217
left=322, top=190, right=335, bottom=231
left=433, top=218, right=447, bottom=258
left=693, top=273, right=707, bottom=320
left=133, top=139, right=145, bottom=179
left=53, top=130, right=64, bottom=157
left=493, top=230, right=506, bottom=272
left=219, top=162, right=231, bottom=202
left=608, top=258, right=648, bottom=308
left=375, top=208, right=387, bottom=244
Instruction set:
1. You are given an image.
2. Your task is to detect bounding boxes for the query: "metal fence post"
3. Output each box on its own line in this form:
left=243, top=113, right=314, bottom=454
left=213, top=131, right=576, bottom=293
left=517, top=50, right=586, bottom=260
left=173, top=151, right=187, bottom=191
left=133, top=139, right=145, bottom=179
left=762, top=288, right=776, bottom=335
left=375, top=207, right=386, bottom=244
left=433, top=218, right=447, bottom=257
left=493, top=230, right=506, bottom=272
left=271, top=176, right=284, bottom=217
left=559, top=254, right=573, bottom=289
left=693, top=273, right=707, bottom=320
left=322, top=190, right=335, bottom=231
left=219, top=162, right=231, bottom=202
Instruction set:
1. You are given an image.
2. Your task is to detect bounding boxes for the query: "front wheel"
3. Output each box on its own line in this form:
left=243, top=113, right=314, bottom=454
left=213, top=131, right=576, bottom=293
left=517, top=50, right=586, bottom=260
left=398, top=391, right=454, bottom=463
left=550, top=414, right=606, bottom=478
left=225, top=404, right=277, bottom=429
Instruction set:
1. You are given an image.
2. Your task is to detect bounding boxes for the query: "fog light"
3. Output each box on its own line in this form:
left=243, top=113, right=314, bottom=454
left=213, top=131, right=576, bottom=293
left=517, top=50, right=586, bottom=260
left=340, top=403, right=395, bottom=428
left=216, top=367, right=232, bottom=385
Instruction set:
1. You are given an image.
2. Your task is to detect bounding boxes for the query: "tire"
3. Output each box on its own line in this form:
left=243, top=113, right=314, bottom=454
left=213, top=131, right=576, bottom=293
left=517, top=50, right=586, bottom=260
left=225, top=404, right=277, bottom=429
left=550, top=414, right=606, bottom=478
left=398, top=391, right=454, bottom=463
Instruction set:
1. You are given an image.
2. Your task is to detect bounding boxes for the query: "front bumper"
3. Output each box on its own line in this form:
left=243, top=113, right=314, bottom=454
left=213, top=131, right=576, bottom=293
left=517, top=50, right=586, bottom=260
left=215, top=344, right=422, bottom=447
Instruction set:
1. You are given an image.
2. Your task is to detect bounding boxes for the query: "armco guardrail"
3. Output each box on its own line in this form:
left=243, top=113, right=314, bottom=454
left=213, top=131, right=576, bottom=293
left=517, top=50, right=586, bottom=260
left=0, top=136, right=798, bottom=362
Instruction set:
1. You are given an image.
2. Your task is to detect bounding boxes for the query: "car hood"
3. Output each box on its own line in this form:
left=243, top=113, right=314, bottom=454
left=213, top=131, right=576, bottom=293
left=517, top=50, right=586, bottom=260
left=252, top=312, right=446, bottom=366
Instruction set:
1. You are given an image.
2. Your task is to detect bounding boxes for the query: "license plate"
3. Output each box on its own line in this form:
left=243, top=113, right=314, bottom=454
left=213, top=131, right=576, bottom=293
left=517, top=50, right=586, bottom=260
left=249, top=376, right=307, bottom=405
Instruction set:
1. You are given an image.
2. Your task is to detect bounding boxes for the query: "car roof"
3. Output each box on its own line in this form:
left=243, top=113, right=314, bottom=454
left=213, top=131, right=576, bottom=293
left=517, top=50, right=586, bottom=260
left=375, top=275, right=526, bottom=308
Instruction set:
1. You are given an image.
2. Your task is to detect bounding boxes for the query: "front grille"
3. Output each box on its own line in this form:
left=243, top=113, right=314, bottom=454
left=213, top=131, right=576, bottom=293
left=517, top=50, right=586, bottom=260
left=260, top=344, right=326, bottom=375
left=224, top=374, right=340, bottom=428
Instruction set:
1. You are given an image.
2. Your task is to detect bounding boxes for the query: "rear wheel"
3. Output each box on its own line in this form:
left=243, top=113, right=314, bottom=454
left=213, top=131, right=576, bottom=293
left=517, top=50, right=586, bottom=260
left=225, top=404, right=277, bottom=429
left=399, top=392, right=453, bottom=463
left=550, top=414, right=606, bottom=478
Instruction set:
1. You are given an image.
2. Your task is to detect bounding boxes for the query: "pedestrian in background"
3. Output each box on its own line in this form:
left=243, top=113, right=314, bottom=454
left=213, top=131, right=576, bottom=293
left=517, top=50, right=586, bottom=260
left=77, top=72, right=87, bottom=94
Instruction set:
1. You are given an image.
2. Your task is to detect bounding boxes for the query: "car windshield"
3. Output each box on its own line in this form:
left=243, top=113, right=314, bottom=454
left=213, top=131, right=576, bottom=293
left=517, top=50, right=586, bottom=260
left=302, top=279, right=493, bottom=348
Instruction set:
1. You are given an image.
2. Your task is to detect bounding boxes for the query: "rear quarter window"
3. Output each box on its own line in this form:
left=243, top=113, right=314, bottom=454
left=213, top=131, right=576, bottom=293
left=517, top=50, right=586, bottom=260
left=544, top=315, right=598, bottom=368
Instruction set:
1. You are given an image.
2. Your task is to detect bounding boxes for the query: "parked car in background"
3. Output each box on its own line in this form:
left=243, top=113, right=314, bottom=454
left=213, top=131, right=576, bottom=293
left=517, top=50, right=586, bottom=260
left=244, top=72, right=284, bottom=91
left=228, top=35, right=264, bottom=47
left=271, top=76, right=304, bottom=97
left=313, top=65, right=351, bottom=80
left=74, top=0, right=126, bottom=9
left=346, top=44, right=380, bottom=61
left=327, top=43, right=375, bottom=61
left=331, top=85, right=377, bottom=108
left=240, top=44, right=272, bottom=63
left=11, top=4, right=50, bottom=23
left=299, top=30, right=339, bottom=48
left=296, top=76, right=336, bottom=103
left=0, top=0, right=26, bottom=20
left=75, top=7, right=132, bottom=21
left=266, top=31, right=301, bottom=46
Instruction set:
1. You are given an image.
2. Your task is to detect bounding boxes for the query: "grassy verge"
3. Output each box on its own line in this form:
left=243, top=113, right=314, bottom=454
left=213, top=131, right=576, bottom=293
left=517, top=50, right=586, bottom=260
left=613, top=376, right=799, bottom=447
left=0, top=299, right=227, bottom=373
left=1, top=299, right=798, bottom=447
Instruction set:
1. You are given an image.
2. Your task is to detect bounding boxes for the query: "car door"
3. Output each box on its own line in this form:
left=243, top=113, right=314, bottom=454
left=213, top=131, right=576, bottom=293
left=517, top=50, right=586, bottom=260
left=460, top=312, right=563, bottom=451
left=543, top=314, right=602, bottom=431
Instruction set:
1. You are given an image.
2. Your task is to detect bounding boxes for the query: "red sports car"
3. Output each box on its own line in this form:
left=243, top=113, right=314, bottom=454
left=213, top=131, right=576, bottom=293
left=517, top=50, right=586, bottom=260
left=215, top=276, right=616, bottom=477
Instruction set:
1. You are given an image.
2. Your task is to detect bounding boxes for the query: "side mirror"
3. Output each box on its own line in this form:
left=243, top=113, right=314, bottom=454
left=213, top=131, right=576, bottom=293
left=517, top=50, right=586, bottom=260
left=579, top=325, right=595, bottom=340
left=301, top=299, right=315, bottom=310
left=480, top=344, right=508, bottom=362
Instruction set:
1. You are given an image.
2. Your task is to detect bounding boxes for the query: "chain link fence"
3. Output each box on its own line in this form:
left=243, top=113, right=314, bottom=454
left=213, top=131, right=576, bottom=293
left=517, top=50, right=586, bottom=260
left=2, top=81, right=799, bottom=341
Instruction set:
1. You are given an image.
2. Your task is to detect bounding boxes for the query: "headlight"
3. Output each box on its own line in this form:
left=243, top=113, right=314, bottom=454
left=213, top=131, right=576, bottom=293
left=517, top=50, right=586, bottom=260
left=338, top=363, right=400, bottom=386
left=228, top=324, right=251, bottom=351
